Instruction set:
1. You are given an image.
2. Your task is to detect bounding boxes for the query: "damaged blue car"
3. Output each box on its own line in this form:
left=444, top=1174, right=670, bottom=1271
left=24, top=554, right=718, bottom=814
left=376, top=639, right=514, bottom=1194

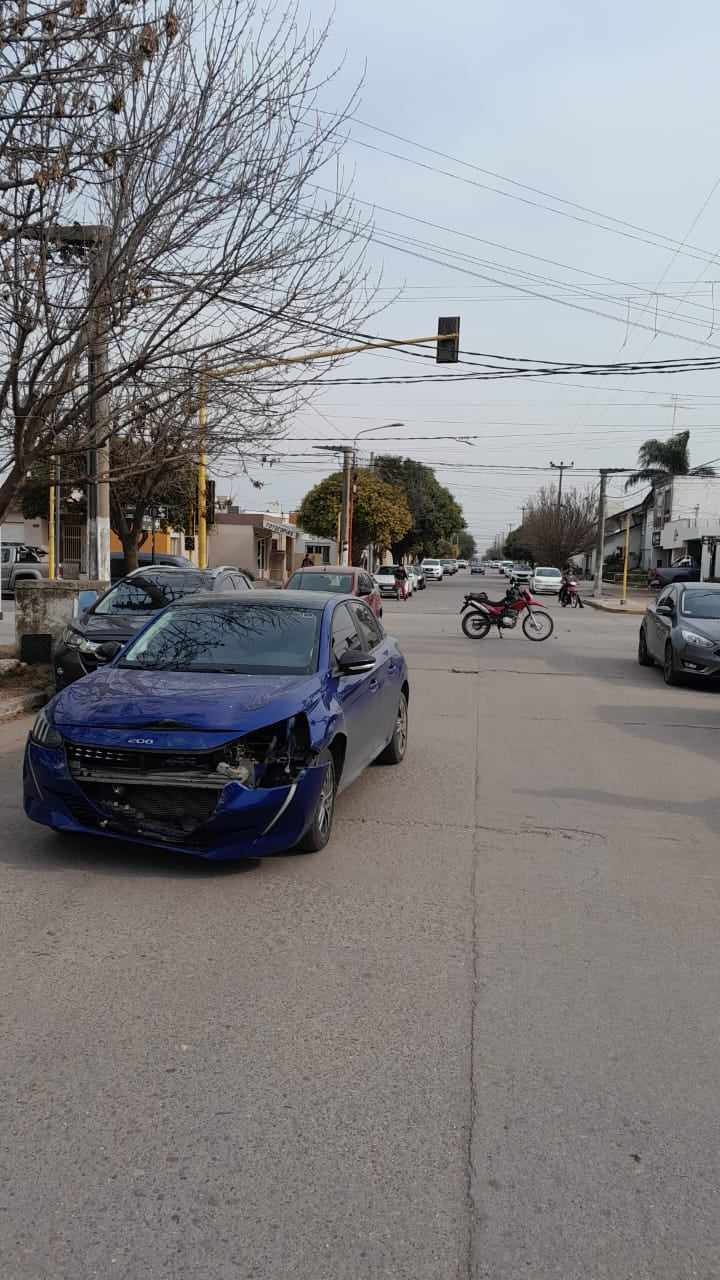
left=24, top=591, right=409, bottom=860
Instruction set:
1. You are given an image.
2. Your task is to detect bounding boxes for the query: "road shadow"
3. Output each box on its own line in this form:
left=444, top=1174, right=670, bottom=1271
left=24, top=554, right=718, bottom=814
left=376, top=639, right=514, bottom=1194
left=519, top=783, right=720, bottom=839
left=592, top=699, right=720, bottom=761
left=3, top=810, right=260, bottom=879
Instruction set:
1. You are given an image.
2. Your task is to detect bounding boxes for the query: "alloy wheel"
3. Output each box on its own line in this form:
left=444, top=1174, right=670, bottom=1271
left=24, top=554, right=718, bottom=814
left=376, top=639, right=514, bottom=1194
left=317, top=765, right=335, bottom=836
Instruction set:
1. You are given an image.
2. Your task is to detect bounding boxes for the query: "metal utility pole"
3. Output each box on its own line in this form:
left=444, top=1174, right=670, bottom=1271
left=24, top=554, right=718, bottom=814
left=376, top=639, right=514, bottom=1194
left=314, top=444, right=353, bottom=566
left=340, top=446, right=353, bottom=566
left=550, top=460, right=574, bottom=511
left=593, top=468, right=625, bottom=597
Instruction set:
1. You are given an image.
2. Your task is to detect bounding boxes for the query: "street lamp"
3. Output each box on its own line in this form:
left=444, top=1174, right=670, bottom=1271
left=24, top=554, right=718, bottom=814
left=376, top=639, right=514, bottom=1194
left=351, top=423, right=405, bottom=571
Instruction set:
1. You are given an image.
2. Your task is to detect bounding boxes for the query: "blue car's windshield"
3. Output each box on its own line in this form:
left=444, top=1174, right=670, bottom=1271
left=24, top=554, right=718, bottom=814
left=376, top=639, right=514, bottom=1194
left=119, top=603, right=322, bottom=675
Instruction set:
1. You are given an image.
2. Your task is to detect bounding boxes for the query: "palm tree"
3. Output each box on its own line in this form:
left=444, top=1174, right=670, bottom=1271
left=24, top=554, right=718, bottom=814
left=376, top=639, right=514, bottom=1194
left=625, top=430, right=715, bottom=491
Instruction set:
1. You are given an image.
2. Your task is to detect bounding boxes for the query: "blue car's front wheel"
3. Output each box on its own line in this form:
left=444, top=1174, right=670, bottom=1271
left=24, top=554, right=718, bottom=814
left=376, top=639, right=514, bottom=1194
left=295, top=752, right=336, bottom=853
left=376, top=691, right=409, bottom=766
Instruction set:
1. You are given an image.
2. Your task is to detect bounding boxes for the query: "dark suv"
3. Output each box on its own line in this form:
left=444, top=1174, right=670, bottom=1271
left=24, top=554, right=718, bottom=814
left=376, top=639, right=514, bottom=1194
left=54, top=566, right=253, bottom=690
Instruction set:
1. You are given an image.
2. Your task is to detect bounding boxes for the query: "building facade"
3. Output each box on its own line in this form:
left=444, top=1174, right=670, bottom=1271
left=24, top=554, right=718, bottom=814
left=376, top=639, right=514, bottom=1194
left=208, top=511, right=298, bottom=580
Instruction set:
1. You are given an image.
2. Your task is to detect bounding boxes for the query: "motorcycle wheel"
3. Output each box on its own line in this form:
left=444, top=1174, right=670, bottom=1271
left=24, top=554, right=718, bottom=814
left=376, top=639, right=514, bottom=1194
left=461, top=612, right=491, bottom=639
left=522, top=610, right=554, bottom=642
left=570, top=594, right=579, bottom=608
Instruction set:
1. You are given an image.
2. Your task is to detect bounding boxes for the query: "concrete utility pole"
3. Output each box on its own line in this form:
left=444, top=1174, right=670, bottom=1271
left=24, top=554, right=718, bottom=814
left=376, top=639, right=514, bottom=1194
left=593, top=468, right=626, bottom=598
left=550, top=460, right=574, bottom=511
left=86, top=234, right=112, bottom=583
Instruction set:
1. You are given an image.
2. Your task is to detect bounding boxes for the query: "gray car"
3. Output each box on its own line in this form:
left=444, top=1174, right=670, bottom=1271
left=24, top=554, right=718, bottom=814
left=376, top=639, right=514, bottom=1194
left=638, top=582, right=720, bottom=684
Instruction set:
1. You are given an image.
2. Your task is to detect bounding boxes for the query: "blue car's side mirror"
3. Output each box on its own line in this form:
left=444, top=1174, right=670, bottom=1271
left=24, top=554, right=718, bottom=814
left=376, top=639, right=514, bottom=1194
left=336, top=650, right=376, bottom=676
left=96, top=640, right=123, bottom=663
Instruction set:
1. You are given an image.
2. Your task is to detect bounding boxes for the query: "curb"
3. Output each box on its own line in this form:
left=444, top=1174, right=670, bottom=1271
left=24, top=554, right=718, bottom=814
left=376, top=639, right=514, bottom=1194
left=0, top=688, right=50, bottom=724
left=584, top=598, right=645, bottom=615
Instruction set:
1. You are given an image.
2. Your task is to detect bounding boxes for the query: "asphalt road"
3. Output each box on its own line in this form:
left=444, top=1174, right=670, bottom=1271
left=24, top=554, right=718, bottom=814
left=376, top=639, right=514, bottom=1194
left=2, top=574, right=720, bottom=1279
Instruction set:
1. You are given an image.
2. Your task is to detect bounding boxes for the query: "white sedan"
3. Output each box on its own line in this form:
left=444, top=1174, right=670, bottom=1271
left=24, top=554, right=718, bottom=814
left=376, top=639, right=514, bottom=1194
left=531, top=566, right=563, bottom=594
left=375, top=565, right=410, bottom=599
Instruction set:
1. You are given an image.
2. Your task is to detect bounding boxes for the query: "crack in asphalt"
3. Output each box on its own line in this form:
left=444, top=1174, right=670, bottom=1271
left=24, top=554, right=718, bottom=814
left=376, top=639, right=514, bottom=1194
left=466, top=703, right=482, bottom=1280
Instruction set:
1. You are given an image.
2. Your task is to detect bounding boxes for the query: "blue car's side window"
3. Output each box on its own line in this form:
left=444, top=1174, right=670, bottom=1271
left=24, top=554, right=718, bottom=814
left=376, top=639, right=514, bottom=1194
left=350, top=602, right=384, bottom=651
left=331, top=604, right=362, bottom=665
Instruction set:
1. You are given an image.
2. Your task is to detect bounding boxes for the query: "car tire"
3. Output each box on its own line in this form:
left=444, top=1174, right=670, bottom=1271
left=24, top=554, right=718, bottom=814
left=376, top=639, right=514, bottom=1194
left=663, top=642, right=680, bottom=686
left=638, top=626, right=654, bottom=667
left=295, top=751, right=336, bottom=853
left=376, top=691, right=409, bottom=765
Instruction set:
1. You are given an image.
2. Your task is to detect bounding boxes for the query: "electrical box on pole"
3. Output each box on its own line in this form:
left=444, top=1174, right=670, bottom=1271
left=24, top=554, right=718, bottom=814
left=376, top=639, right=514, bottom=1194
left=436, top=316, right=460, bottom=363
left=205, top=479, right=216, bottom=527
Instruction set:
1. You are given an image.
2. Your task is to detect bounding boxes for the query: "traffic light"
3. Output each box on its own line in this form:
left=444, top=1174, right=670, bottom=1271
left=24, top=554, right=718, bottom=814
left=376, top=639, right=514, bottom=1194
left=436, top=315, right=460, bottom=363
left=205, top=478, right=216, bottom=527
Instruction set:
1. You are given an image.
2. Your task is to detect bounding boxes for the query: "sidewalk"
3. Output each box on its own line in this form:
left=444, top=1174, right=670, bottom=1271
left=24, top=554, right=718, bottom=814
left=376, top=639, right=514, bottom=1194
left=0, top=658, right=52, bottom=722
left=584, top=596, right=646, bottom=615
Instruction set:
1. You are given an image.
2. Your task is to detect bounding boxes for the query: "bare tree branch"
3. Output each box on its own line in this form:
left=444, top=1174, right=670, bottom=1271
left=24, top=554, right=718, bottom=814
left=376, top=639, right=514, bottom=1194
left=0, top=0, right=377, bottom=520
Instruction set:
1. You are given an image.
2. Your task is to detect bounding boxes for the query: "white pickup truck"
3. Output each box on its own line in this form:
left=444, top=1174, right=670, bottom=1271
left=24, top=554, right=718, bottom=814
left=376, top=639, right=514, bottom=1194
left=1, top=543, right=49, bottom=596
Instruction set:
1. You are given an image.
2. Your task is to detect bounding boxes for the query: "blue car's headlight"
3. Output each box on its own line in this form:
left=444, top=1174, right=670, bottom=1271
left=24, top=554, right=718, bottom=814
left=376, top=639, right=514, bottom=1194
left=31, top=706, right=63, bottom=748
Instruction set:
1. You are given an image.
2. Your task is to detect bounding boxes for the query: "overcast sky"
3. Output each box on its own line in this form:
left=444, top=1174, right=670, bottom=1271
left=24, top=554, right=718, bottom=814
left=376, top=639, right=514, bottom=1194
left=220, top=0, right=720, bottom=549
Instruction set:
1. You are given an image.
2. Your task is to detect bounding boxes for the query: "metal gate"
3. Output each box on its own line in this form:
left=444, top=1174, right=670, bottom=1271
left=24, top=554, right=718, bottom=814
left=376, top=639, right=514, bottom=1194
left=62, top=523, right=85, bottom=575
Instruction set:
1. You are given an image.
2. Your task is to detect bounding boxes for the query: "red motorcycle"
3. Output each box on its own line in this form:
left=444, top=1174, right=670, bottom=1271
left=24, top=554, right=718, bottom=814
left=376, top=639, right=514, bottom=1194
left=559, top=575, right=583, bottom=608
left=460, top=585, right=554, bottom=642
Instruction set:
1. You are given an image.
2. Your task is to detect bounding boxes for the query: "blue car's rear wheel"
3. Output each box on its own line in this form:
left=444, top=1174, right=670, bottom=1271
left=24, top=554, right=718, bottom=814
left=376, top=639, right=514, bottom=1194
left=295, top=751, right=336, bottom=853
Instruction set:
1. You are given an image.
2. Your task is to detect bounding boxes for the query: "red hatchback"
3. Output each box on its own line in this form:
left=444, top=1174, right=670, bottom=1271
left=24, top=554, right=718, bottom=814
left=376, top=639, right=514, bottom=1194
left=285, top=565, right=383, bottom=618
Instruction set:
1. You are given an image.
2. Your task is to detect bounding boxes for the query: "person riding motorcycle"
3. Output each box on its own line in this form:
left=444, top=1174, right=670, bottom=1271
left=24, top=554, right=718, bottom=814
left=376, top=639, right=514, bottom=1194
left=559, top=567, right=583, bottom=608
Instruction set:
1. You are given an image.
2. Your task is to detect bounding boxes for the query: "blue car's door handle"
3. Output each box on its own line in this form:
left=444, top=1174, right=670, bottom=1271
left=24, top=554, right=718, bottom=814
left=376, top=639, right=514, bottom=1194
left=368, top=679, right=380, bottom=693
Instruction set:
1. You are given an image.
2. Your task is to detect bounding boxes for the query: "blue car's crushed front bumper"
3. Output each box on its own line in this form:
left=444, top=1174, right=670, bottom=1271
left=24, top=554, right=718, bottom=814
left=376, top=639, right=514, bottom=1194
left=23, top=740, right=327, bottom=860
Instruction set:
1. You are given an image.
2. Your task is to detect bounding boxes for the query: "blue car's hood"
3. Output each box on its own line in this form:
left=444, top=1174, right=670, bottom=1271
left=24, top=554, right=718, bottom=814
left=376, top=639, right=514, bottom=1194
left=53, top=666, right=323, bottom=731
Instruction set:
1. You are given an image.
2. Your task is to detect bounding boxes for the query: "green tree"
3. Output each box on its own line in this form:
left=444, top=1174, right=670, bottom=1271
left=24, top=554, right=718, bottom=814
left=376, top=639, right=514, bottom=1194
left=457, top=530, right=477, bottom=560
left=625, top=430, right=715, bottom=490
left=373, top=456, right=466, bottom=558
left=503, top=527, right=534, bottom=563
left=297, top=469, right=412, bottom=563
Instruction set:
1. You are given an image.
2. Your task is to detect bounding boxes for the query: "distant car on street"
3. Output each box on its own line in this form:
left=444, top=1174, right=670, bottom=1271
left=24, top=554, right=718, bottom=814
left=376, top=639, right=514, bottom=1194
left=375, top=565, right=410, bottom=599
left=54, top=566, right=253, bottom=691
left=531, top=566, right=563, bottom=595
left=498, top=560, right=514, bottom=576
left=110, top=550, right=192, bottom=582
left=456, top=559, right=469, bottom=571
left=285, top=565, right=382, bottom=618
left=470, top=560, right=485, bottom=575
left=648, top=557, right=700, bottom=590
left=421, top=558, right=444, bottom=581
left=441, top=559, right=457, bottom=576
left=510, top=564, right=533, bottom=586
left=639, top=582, right=720, bottom=684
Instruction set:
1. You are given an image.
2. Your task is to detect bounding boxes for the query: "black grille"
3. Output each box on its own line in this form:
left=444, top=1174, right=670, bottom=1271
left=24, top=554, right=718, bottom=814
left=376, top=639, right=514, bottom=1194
left=66, top=742, right=223, bottom=775
left=81, top=782, right=218, bottom=838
